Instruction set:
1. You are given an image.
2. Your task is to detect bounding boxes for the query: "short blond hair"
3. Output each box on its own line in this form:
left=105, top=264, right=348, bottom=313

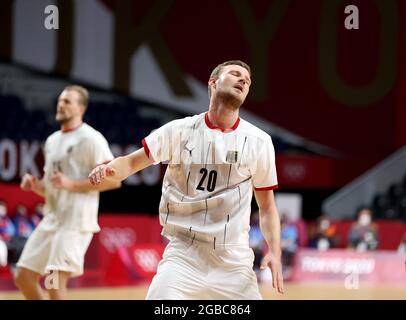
left=64, top=85, right=89, bottom=109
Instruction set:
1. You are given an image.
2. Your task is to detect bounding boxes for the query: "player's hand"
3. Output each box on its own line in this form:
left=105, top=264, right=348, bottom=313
left=260, top=252, right=284, bottom=294
left=20, top=174, right=38, bottom=191
left=50, top=172, right=73, bottom=191
left=88, top=164, right=116, bottom=185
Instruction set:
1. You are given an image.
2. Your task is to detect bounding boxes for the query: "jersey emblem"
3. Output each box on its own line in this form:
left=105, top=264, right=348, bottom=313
left=226, top=151, right=239, bottom=164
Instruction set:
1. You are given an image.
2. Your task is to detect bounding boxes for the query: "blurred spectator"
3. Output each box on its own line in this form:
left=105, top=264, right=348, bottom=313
left=249, top=210, right=265, bottom=275
left=308, top=215, right=338, bottom=251
left=0, top=200, right=15, bottom=267
left=398, top=233, right=406, bottom=254
left=0, top=239, right=7, bottom=267
left=30, top=203, right=44, bottom=228
left=12, top=204, right=34, bottom=239
left=0, top=200, right=15, bottom=242
left=280, top=213, right=298, bottom=278
left=348, top=207, right=379, bottom=251
left=7, top=204, right=33, bottom=265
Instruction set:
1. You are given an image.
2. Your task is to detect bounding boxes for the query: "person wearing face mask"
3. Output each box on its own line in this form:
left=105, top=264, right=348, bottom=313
left=280, top=213, right=298, bottom=278
left=0, top=201, right=15, bottom=243
left=249, top=210, right=265, bottom=276
left=7, top=204, right=34, bottom=266
left=12, top=204, right=34, bottom=239
left=0, top=201, right=15, bottom=267
left=0, top=238, right=6, bottom=267
left=308, top=215, right=338, bottom=251
left=348, top=207, right=379, bottom=251
left=397, top=232, right=406, bottom=254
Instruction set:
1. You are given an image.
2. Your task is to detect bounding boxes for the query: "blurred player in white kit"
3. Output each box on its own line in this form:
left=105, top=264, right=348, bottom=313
left=89, top=60, right=284, bottom=299
left=16, top=85, right=120, bottom=299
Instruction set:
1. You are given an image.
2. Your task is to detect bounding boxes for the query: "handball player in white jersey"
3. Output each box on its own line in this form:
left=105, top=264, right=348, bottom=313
left=89, top=60, right=284, bottom=299
left=16, top=85, right=120, bottom=299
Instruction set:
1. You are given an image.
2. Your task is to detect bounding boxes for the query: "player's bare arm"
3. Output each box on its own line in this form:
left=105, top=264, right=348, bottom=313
left=20, top=173, right=46, bottom=197
left=50, top=171, right=121, bottom=193
left=254, top=189, right=284, bottom=294
left=89, top=148, right=153, bottom=185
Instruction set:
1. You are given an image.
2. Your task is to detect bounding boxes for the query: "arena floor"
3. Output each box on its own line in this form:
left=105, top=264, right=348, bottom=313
left=1, top=282, right=405, bottom=300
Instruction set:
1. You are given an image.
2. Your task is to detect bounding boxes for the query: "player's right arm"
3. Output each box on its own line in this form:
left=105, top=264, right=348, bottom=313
left=88, top=148, right=153, bottom=185
left=20, top=174, right=46, bottom=197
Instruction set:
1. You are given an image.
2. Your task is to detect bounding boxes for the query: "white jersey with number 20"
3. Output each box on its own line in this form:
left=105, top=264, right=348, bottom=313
left=142, top=112, right=278, bottom=249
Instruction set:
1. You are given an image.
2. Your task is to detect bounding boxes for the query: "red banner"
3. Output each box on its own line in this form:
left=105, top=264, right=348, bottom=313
left=276, top=154, right=371, bottom=188
left=0, top=183, right=43, bottom=214
left=85, top=214, right=164, bottom=284
left=104, top=244, right=165, bottom=285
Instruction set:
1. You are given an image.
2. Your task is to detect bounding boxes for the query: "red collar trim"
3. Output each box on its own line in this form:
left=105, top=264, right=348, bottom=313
left=62, top=123, right=83, bottom=133
left=204, top=113, right=240, bottom=132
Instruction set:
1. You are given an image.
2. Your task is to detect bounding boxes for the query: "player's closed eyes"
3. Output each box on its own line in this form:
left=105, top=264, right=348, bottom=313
left=229, top=71, right=251, bottom=86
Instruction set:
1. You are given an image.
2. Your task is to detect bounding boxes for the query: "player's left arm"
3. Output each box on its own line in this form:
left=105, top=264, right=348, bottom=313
left=50, top=171, right=121, bottom=192
left=254, top=189, right=284, bottom=294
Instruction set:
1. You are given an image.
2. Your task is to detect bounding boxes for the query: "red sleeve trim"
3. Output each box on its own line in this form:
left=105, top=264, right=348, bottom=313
left=141, top=138, right=150, bottom=158
left=254, top=185, right=278, bottom=191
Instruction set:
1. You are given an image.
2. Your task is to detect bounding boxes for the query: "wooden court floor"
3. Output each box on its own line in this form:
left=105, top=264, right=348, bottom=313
left=1, top=282, right=405, bottom=300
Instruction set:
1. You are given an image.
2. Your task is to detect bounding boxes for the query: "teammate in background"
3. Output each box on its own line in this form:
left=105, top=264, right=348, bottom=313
left=89, top=60, right=284, bottom=299
left=16, top=85, right=120, bottom=300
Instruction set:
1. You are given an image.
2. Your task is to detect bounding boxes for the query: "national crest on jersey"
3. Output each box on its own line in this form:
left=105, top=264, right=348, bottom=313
left=226, top=151, right=239, bottom=164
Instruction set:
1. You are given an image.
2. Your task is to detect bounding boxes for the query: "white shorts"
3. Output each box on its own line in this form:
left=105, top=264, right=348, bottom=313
left=16, top=226, right=93, bottom=278
left=146, top=237, right=262, bottom=300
